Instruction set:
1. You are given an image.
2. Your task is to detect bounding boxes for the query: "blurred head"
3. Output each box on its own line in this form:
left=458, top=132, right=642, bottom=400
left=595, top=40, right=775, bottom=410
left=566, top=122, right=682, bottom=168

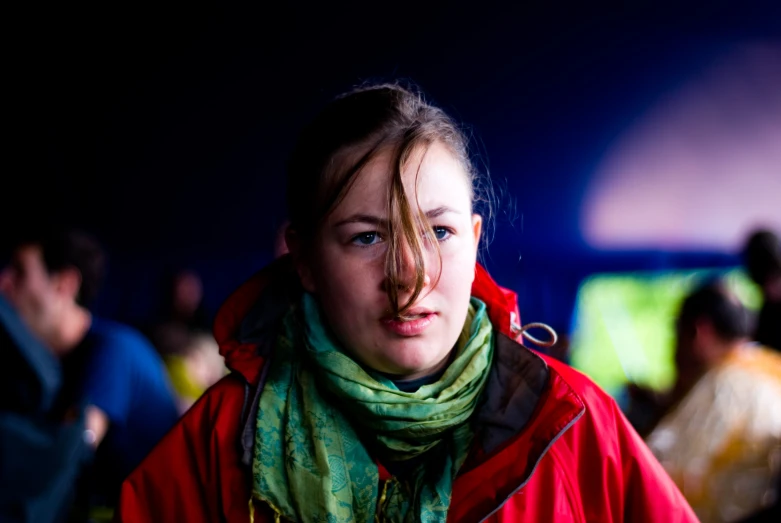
left=184, top=332, right=225, bottom=390
left=171, top=270, right=203, bottom=318
left=274, top=220, right=290, bottom=259
left=674, top=281, right=751, bottom=376
left=285, top=84, right=487, bottom=379
left=743, top=229, right=781, bottom=300
left=0, top=228, right=105, bottom=349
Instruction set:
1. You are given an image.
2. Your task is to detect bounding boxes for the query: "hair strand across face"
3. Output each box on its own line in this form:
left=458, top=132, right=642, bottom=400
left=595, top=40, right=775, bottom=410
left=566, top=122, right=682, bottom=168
left=286, top=83, right=486, bottom=315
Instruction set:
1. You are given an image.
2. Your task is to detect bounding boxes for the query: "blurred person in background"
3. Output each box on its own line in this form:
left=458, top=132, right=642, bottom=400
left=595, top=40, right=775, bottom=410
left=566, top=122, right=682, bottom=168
left=0, top=227, right=179, bottom=517
left=743, top=228, right=781, bottom=352
left=646, top=281, right=781, bottom=522
left=0, top=293, right=87, bottom=523
left=162, top=268, right=211, bottom=331
left=164, top=331, right=226, bottom=414
left=145, top=267, right=225, bottom=414
left=626, top=231, right=781, bottom=438
left=117, top=83, right=695, bottom=522
left=145, top=268, right=211, bottom=356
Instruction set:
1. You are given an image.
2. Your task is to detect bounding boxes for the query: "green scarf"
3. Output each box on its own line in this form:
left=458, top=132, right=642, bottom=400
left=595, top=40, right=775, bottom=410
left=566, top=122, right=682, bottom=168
left=251, top=293, right=494, bottom=523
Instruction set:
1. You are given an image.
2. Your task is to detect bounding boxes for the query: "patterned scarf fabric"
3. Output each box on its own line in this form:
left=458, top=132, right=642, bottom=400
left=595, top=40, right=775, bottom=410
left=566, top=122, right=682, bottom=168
left=251, top=293, right=494, bottom=522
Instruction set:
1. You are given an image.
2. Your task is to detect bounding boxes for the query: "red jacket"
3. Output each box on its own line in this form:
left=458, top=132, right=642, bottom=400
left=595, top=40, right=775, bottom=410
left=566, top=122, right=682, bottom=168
left=117, top=259, right=697, bottom=522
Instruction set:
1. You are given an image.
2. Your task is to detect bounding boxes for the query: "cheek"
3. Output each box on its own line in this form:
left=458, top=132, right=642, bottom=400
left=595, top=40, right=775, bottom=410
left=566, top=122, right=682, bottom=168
left=17, top=284, right=42, bottom=310
left=13, top=287, right=49, bottom=327
left=311, top=246, right=383, bottom=314
left=438, top=241, right=478, bottom=293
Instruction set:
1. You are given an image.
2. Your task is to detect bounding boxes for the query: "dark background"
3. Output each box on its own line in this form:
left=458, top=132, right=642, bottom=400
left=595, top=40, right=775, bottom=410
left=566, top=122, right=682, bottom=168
left=6, top=1, right=780, bottom=329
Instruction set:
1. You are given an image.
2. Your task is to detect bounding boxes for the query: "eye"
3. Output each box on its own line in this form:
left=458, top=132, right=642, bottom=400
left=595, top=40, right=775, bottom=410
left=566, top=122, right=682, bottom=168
left=351, top=231, right=382, bottom=246
left=432, top=226, right=451, bottom=241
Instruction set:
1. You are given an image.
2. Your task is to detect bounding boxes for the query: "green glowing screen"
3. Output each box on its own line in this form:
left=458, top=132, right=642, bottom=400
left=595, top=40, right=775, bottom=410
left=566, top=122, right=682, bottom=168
left=569, top=268, right=761, bottom=397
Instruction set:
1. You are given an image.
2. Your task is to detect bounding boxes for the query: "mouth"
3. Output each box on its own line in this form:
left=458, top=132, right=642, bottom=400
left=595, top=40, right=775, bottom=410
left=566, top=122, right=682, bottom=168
left=381, top=309, right=437, bottom=337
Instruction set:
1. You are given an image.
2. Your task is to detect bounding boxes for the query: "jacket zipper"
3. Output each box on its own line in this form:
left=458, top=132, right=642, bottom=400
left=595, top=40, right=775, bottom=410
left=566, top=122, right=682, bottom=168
left=375, top=476, right=398, bottom=523
left=477, top=408, right=585, bottom=522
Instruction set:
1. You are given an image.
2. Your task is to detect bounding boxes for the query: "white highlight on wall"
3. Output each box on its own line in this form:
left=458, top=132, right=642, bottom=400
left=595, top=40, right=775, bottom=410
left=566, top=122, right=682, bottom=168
left=582, top=43, right=781, bottom=251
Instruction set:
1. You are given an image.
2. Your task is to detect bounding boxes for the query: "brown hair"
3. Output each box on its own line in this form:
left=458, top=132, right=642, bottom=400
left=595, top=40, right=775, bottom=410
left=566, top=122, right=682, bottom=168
left=287, top=83, right=486, bottom=319
left=9, top=226, right=106, bottom=308
left=743, top=229, right=781, bottom=286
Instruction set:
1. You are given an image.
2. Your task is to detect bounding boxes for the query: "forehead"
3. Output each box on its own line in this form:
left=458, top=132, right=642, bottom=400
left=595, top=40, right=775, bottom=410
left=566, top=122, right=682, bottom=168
left=16, top=244, right=44, bottom=265
left=8, top=244, right=46, bottom=276
left=330, top=142, right=472, bottom=218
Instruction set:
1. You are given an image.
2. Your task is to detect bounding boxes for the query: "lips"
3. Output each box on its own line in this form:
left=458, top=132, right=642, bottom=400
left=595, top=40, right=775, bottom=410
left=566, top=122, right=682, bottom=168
left=381, top=309, right=436, bottom=337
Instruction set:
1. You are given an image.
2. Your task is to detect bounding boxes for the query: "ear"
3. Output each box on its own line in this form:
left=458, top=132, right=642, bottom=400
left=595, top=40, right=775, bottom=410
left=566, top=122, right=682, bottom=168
left=285, top=228, right=317, bottom=293
left=468, top=214, right=483, bottom=284
left=692, top=318, right=719, bottom=362
left=694, top=319, right=715, bottom=343
left=53, top=267, right=82, bottom=303
left=471, top=214, right=483, bottom=249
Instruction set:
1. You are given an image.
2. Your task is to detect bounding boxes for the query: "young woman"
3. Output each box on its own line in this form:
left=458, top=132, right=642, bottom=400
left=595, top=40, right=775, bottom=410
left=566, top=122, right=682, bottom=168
left=118, top=84, right=696, bottom=522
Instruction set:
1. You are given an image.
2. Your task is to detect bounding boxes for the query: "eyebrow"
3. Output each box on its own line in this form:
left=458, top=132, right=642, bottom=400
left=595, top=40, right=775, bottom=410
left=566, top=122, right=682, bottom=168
left=334, top=206, right=459, bottom=227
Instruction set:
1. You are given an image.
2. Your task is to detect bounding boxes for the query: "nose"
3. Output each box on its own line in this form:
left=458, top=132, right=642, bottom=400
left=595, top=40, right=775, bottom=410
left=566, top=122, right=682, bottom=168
left=384, top=238, right=432, bottom=295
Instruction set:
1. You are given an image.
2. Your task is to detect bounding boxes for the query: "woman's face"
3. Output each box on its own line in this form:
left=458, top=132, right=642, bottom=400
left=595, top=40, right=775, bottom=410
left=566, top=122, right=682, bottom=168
left=297, top=142, right=482, bottom=380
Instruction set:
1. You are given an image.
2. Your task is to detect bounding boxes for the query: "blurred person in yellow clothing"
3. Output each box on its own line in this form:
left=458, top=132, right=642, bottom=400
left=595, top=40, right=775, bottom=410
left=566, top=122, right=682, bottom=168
left=646, top=281, right=781, bottom=522
left=164, top=332, right=227, bottom=414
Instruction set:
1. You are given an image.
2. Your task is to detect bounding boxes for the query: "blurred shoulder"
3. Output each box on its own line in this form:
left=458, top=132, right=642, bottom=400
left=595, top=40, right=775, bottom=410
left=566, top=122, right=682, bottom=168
left=725, top=344, right=781, bottom=381
left=87, top=317, right=157, bottom=353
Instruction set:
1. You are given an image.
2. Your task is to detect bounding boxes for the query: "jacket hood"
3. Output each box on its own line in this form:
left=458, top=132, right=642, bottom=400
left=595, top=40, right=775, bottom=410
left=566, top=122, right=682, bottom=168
left=213, top=255, right=527, bottom=385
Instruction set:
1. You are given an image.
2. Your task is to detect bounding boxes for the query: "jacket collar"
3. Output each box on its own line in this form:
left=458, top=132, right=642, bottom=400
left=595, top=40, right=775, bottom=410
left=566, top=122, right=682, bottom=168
left=213, top=256, right=298, bottom=384
left=449, top=348, right=585, bottom=522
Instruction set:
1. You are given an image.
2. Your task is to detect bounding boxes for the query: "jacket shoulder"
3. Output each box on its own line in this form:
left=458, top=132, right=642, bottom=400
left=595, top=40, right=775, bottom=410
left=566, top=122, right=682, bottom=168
left=529, top=356, right=697, bottom=522
left=541, top=355, right=621, bottom=427
left=116, top=373, right=252, bottom=522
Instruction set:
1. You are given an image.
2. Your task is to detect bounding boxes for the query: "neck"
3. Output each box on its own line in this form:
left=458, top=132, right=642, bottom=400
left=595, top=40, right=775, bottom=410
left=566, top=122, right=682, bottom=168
left=49, top=305, right=92, bottom=356
left=381, top=348, right=455, bottom=383
left=672, top=339, right=743, bottom=402
left=389, top=357, right=453, bottom=393
left=706, top=339, right=743, bottom=368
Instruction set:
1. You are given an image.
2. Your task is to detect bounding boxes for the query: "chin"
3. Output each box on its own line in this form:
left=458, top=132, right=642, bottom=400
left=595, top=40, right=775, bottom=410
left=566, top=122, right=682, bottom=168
left=385, top=345, right=447, bottom=376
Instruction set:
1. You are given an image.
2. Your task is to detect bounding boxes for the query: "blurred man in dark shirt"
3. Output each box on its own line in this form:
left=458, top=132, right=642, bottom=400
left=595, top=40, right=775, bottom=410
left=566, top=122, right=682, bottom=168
left=0, top=292, right=87, bottom=523
left=0, top=228, right=179, bottom=514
